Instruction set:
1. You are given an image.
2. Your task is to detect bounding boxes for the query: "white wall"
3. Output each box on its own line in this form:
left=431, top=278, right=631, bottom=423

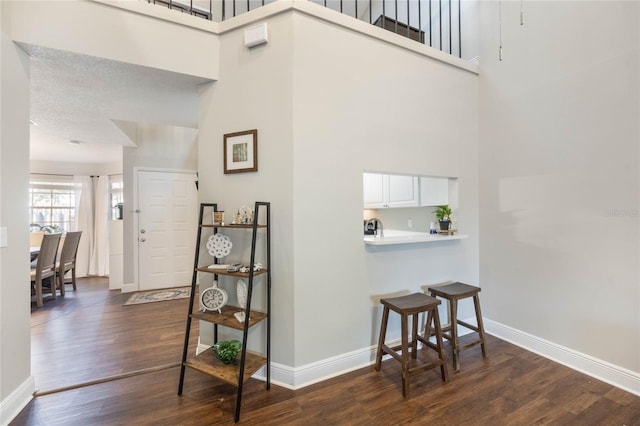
left=8, top=0, right=219, bottom=80
left=30, top=160, right=123, bottom=177
left=291, top=11, right=478, bottom=366
left=198, top=4, right=478, bottom=379
left=198, top=11, right=296, bottom=365
left=0, top=2, right=34, bottom=423
left=478, top=0, right=639, bottom=377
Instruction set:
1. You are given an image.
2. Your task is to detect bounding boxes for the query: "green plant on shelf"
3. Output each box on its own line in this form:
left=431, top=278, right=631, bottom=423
left=434, top=205, right=452, bottom=222
left=434, top=205, right=453, bottom=231
left=212, top=340, right=242, bottom=364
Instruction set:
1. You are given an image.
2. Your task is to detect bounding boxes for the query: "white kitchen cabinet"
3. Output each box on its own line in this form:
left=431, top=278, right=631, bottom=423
left=363, top=172, right=419, bottom=208
left=363, top=173, right=386, bottom=208
left=419, top=176, right=449, bottom=206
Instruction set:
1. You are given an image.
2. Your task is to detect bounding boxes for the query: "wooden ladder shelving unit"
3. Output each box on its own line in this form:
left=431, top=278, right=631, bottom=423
left=178, top=201, right=271, bottom=423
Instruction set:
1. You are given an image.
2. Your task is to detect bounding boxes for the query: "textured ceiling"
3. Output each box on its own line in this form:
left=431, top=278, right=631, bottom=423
left=24, top=44, right=211, bottom=164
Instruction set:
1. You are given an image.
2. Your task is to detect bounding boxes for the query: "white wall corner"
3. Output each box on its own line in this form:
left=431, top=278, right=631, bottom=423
left=120, top=283, right=138, bottom=293
left=0, top=375, right=35, bottom=426
left=484, top=319, right=640, bottom=397
left=199, top=340, right=379, bottom=390
left=252, top=345, right=378, bottom=390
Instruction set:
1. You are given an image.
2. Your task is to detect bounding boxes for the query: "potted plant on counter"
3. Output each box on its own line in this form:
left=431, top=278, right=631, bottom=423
left=434, top=205, right=452, bottom=231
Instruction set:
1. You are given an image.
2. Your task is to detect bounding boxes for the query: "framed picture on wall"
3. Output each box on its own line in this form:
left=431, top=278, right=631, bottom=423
left=224, top=129, right=258, bottom=174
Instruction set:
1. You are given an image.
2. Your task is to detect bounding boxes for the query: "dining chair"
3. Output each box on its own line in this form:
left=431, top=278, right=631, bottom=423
left=29, top=231, right=44, bottom=261
left=31, top=233, right=62, bottom=308
left=56, top=231, right=82, bottom=296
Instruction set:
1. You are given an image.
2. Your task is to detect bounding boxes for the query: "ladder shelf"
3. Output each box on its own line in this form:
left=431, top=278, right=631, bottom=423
left=178, top=201, right=271, bottom=423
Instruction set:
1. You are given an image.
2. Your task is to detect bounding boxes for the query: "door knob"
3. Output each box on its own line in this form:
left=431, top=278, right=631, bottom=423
left=140, top=229, right=146, bottom=234
left=139, top=238, right=146, bottom=242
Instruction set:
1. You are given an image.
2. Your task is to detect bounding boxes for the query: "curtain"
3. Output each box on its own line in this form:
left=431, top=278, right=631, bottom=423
left=90, top=176, right=110, bottom=276
left=74, top=176, right=94, bottom=277
left=74, top=175, right=111, bottom=277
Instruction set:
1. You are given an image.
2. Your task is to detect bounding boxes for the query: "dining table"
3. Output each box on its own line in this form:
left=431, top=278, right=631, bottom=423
left=30, top=246, right=40, bottom=262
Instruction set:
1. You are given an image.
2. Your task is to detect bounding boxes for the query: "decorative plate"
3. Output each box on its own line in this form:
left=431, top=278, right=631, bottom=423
left=237, top=279, right=247, bottom=309
left=206, top=233, right=232, bottom=258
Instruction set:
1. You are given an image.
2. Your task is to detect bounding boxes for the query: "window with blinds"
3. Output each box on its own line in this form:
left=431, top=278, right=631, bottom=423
left=29, top=175, right=76, bottom=233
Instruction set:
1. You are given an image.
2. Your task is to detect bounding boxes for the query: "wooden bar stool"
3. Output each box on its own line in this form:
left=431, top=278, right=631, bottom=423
left=375, top=293, right=448, bottom=398
left=425, top=282, right=487, bottom=371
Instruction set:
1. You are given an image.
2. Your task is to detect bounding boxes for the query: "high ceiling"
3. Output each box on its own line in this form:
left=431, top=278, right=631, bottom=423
left=23, top=44, right=211, bottom=164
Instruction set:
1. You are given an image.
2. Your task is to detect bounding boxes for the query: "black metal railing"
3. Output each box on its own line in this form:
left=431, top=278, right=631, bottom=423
left=148, top=0, right=463, bottom=58
left=148, top=0, right=214, bottom=19
left=315, top=0, right=463, bottom=58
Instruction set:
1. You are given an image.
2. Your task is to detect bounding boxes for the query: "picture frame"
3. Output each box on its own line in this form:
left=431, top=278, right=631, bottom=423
left=224, top=129, right=258, bottom=174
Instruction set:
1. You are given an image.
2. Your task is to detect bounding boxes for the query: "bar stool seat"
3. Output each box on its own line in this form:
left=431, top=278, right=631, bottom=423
left=375, top=293, right=448, bottom=398
left=425, top=282, right=487, bottom=371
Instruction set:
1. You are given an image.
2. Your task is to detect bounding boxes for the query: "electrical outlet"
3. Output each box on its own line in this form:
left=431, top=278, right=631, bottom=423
left=407, top=219, right=413, bottom=228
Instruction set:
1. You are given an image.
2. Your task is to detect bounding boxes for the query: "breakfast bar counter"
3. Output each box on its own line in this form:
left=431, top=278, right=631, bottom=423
left=363, top=230, right=468, bottom=246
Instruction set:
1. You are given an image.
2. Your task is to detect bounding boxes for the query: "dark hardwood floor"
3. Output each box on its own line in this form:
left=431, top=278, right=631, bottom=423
left=13, top=277, right=640, bottom=425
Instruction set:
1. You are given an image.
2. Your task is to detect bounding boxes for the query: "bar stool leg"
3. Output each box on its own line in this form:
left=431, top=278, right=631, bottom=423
left=473, top=294, right=488, bottom=358
left=431, top=308, right=448, bottom=382
left=424, top=309, right=433, bottom=340
left=450, top=298, right=460, bottom=371
left=375, top=306, right=390, bottom=371
left=411, top=313, right=419, bottom=359
left=401, top=312, right=409, bottom=398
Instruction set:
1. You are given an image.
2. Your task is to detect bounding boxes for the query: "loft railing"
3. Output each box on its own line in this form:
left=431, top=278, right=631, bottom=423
left=147, top=0, right=464, bottom=58
left=148, top=0, right=214, bottom=19
left=317, top=0, right=463, bottom=58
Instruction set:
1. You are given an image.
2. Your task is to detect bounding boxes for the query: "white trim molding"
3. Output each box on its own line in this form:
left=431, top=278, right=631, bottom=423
left=198, top=341, right=384, bottom=390
left=120, top=282, right=138, bottom=294
left=484, top=319, right=640, bottom=397
left=269, top=345, right=379, bottom=390
left=0, top=375, right=35, bottom=426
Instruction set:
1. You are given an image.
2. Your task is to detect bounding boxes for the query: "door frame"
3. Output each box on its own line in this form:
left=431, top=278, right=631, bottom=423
left=126, top=167, right=198, bottom=293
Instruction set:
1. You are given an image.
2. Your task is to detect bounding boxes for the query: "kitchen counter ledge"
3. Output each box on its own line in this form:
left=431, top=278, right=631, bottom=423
left=363, top=230, right=468, bottom=246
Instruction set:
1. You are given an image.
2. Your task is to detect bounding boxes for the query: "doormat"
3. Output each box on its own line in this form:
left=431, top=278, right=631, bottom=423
left=124, top=287, right=191, bottom=306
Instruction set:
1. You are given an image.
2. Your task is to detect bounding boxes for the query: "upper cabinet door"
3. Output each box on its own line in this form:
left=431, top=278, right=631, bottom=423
left=364, top=173, right=419, bottom=209
left=387, top=175, right=420, bottom=208
left=419, top=176, right=449, bottom=206
left=363, top=172, right=386, bottom=208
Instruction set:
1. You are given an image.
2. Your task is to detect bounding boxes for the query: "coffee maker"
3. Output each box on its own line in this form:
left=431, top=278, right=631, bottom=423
left=364, top=219, right=380, bottom=235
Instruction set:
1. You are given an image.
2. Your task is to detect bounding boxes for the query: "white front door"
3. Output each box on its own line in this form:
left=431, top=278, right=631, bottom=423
left=137, top=170, right=198, bottom=291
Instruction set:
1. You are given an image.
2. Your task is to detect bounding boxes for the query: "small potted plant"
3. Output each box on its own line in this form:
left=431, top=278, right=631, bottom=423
left=434, top=205, right=452, bottom=231
left=212, top=340, right=242, bottom=364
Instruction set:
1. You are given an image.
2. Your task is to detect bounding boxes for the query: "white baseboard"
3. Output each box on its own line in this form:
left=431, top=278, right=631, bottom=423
left=484, top=318, right=640, bottom=397
left=120, top=282, right=137, bottom=293
left=197, top=341, right=381, bottom=390
left=197, top=318, right=639, bottom=396
left=268, top=345, right=378, bottom=390
left=263, top=321, right=473, bottom=390
left=0, top=375, right=35, bottom=426
left=195, top=321, right=475, bottom=391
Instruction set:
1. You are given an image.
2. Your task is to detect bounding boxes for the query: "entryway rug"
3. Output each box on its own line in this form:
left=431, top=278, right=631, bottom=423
left=124, top=287, right=191, bottom=306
